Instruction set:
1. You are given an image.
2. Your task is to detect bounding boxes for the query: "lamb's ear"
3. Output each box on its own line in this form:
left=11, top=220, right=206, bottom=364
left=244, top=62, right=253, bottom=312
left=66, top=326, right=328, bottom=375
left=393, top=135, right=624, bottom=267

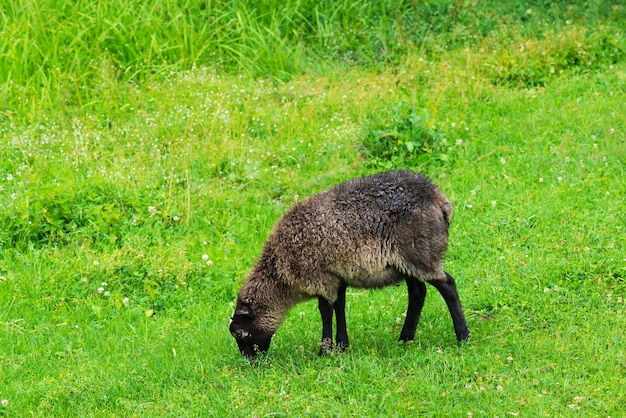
left=234, top=304, right=253, bottom=317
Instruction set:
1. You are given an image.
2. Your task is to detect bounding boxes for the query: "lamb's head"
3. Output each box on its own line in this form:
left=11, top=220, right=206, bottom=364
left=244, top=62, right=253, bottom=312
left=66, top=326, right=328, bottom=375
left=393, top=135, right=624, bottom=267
left=229, top=299, right=275, bottom=360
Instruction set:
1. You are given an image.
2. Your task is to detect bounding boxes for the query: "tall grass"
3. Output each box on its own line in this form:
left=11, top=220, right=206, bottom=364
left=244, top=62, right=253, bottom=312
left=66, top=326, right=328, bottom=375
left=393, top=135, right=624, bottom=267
left=1, top=0, right=624, bottom=117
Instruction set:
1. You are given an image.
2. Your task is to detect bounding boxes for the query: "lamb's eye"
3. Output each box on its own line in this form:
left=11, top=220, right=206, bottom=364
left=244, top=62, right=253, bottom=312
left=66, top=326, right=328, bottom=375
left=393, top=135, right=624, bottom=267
left=234, top=329, right=249, bottom=340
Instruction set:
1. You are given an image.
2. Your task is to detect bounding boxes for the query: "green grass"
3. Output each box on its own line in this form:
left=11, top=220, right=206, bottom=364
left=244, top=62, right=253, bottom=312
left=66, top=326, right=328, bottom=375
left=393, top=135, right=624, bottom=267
left=1, top=0, right=626, bottom=416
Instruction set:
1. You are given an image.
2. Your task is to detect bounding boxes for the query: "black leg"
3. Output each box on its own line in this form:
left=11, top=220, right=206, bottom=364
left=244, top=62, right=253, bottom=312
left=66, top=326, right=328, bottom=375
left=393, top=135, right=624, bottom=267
left=318, top=296, right=334, bottom=355
left=428, top=272, right=471, bottom=342
left=399, top=278, right=426, bottom=342
left=334, top=284, right=349, bottom=349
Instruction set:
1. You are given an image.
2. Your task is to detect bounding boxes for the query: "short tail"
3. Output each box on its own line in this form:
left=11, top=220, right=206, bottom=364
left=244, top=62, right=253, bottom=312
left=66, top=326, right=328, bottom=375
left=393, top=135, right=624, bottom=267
left=439, top=195, right=453, bottom=226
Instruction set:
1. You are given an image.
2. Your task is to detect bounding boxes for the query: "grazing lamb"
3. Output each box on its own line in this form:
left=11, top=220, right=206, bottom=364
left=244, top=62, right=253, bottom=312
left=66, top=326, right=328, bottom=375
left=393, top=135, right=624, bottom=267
left=230, top=170, right=470, bottom=359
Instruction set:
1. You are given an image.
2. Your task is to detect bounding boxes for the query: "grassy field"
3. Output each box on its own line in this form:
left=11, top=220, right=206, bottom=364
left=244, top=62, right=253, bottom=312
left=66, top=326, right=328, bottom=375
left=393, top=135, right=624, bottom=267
left=1, top=0, right=625, bottom=416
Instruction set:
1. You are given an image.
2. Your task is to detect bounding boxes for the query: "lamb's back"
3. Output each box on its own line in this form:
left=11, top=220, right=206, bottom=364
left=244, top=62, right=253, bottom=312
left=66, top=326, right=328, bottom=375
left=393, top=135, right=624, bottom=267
left=265, top=171, right=449, bottom=293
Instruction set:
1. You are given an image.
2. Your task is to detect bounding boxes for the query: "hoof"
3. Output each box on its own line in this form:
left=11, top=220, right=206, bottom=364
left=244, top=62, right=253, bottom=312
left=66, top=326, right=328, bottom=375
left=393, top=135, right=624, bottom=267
left=336, top=340, right=349, bottom=351
left=457, top=329, right=471, bottom=344
left=318, top=339, right=349, bottom=356
left=318, top=338, right=334, bottom=356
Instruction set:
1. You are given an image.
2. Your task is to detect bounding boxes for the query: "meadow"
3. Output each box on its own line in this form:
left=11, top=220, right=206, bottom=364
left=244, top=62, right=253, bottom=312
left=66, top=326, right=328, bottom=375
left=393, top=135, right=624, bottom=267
left=1, top=0, right=625, bottom=416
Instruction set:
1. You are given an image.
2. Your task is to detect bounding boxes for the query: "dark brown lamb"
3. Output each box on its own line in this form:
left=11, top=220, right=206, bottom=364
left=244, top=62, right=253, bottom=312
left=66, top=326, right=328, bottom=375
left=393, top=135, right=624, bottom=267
left=230, top=170, right=471, bottom=359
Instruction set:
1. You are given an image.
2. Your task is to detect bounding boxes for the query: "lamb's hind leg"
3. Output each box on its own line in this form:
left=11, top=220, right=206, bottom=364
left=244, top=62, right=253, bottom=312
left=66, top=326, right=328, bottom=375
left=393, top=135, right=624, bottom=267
left=428, top=272, right=471, bottom=343
left=399, top=278, right=426, bottom=342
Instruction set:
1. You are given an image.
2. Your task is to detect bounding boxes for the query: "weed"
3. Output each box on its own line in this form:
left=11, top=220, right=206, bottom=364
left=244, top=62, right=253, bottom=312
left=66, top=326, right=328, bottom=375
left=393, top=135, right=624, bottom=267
left=362, top=103, right=450, bottom=169
left=483, top=24, right=626, bottom=87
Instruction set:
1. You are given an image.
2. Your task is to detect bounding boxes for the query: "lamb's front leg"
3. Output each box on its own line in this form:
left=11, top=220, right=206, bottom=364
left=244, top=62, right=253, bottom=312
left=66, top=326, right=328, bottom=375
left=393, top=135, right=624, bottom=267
left=318, top=296, right=334, bottom=355
left=334, top=284, right=349, bottom=350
